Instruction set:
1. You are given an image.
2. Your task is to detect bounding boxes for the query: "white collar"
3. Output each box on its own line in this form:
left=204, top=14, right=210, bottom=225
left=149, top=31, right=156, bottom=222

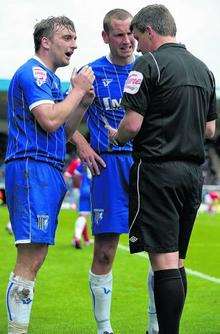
left=106, top=53, right=135, bottom=65
left=33, top=55, right=49, bottom=69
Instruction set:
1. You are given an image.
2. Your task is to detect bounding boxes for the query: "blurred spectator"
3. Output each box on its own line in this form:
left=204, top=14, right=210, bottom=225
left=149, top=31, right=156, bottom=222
left=71, top=163, right=92, bottom=249
left=64, top=155, right=81, bottom=209
left=204, top=191, right=220, bottom=213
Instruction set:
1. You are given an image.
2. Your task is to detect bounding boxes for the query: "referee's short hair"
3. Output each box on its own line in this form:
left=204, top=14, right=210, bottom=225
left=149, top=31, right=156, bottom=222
left=131, top=4, right=177, bottom=36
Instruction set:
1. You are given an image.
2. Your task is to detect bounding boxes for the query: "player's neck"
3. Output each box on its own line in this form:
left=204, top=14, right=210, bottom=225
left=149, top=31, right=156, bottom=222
left=35, top=52, right=57, bottom=72
left=108, top=53, right=135, bottom=66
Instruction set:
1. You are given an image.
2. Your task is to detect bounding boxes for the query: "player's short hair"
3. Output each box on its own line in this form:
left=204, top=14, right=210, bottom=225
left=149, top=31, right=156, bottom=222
left=34, top=16, right=75, bottom=52
left=103, top=8, right=133, bottom=33
left=131, top=4, right=176, bottom=36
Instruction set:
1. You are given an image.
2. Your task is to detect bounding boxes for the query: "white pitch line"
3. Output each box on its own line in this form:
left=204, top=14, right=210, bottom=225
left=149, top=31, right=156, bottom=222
left=117, top=243, right=220, bottom=284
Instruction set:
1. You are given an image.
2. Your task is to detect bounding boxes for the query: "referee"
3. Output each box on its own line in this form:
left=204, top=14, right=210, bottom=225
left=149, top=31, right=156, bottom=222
left=109, top=4, right=217, bottom=334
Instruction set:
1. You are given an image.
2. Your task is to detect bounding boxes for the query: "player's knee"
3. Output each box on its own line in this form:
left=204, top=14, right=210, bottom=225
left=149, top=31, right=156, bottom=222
left=96, top=251, right=113, bottom=267
left=26, top=256, right=45, bottom=276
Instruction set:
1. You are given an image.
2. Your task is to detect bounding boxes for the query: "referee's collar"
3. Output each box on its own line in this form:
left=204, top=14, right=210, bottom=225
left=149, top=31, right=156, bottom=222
left=158, top=42, right=186, bottom=50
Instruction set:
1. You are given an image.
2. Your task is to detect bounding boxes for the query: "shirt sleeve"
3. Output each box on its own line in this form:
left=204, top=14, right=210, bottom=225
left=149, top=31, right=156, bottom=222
left=18, top=65, right=55, bottom=111
left=121, top=55, right=157, bottom=116
left=206, top=71, right=217, bottom=121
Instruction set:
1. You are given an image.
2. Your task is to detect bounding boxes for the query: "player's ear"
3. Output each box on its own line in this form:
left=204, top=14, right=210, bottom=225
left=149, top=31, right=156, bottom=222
left=102, top=30, right=109, bottom=44
left=41, top=36, right=50, bottom=50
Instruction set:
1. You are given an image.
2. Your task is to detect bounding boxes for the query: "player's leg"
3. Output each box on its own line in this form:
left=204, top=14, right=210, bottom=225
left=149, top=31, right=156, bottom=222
left=73, top=214, right=87, bottom=248
left=73, top=180, right=91, bottom=248
left=89, top=234, right=119, bottom=334
left=82, top=219, right=91, bottom=245
left=6, top=221, right=13, bottom=235
left=147, top=266, right=159, bottom=334
left=7, top=244, right=48, bottom=334
left=5, top=159, right=66, bottom=334
left=90, top=154, right=130, bottom=334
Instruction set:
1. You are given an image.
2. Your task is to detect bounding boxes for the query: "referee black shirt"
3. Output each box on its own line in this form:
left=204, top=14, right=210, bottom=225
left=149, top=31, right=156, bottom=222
left=121, top=43, right=217, bottom=164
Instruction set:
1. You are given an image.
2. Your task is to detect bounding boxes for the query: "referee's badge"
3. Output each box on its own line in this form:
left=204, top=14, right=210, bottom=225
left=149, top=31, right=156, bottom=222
left=93, top=209, right=104, bottom=224
left=124, top=71, right=143, bottom=94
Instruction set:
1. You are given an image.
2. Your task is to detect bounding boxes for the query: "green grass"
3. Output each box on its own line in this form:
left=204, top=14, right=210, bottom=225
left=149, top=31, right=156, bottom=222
left=0, top=207, right=220, bottom=333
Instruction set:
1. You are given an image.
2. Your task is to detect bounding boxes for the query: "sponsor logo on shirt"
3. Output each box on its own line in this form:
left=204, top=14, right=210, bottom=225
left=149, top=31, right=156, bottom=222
left=102, top=97, right=122, bottom=110
left=124, top=71, right=143, bottom=94
left=102, top=79, right=113, bottom=87
left=32, top=66, right=47, bottom=86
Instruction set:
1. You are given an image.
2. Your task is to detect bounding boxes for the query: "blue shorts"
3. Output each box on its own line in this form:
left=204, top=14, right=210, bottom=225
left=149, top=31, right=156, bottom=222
left=5, top=159, right=67, bottom=245
left=91, top=153, right=133, bottom=235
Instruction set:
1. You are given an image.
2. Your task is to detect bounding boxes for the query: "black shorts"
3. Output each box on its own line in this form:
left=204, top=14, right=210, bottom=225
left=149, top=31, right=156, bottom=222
left=129, top=160, right=203, bottom=258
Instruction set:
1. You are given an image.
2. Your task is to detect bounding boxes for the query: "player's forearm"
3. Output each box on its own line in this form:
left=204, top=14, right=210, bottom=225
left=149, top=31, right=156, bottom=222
left=65, top=104, right=88, bottom=140
left=69, top=130, right=88, bottom=146
left=33, top=87, right=87, bottom=133
left=50, top=87, right=86, bottom=129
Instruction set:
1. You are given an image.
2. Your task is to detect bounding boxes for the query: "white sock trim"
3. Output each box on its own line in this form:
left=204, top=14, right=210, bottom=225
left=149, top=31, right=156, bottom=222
left=9, top=272, right=35, bottom=288
left=89, top=270, right=112, bottom=284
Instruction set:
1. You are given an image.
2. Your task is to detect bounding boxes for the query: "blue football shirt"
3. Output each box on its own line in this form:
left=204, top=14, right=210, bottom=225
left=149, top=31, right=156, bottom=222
left=5, top=56, right=66, bottom=171
left=86, top=56, right=134, bottom=153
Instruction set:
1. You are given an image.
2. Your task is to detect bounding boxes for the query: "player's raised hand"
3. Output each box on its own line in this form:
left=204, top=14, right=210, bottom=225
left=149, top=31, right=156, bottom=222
left=80, top=87, right=95, bottom=109
left=72, top=66, right=95, bottom=93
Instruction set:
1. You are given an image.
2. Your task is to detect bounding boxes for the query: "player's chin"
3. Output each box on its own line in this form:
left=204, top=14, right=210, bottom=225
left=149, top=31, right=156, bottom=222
left=120, top=48, right=133, bottom=55
left=120, top=51, right=133, bottom=58
left=61, top=58, right=70, bottom=67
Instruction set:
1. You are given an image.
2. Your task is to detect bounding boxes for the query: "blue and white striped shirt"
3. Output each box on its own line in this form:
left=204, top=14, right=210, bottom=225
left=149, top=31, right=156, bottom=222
left=86, top=56, right=134, bottom=153
left=5, top=57, right=66, bottom=171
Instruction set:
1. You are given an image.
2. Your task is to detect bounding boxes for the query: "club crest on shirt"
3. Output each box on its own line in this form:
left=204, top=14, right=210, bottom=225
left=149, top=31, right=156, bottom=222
left=32, top=66, right=47, bottom=86
left=102, top=79, right=113, bottom=87
left=37, top=214, right=49, bottom=231
left=124, top=71, right=143, bottom=94
left=93, top=209, right=104, bottom=224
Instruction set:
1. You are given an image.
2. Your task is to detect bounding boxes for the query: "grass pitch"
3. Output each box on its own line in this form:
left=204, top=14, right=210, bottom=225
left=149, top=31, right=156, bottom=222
left=0, top=207, right=220, bottom=333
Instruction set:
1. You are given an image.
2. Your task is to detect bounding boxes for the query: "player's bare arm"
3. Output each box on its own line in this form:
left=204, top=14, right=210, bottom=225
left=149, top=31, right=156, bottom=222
left=32, top=66, right=94, bottom=133
left=65, top=87, right=95, bottom=139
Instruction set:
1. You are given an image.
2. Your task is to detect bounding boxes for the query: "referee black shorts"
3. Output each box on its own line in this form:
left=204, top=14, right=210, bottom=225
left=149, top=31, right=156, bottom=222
left=129, top=160, right=203, bottom=259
